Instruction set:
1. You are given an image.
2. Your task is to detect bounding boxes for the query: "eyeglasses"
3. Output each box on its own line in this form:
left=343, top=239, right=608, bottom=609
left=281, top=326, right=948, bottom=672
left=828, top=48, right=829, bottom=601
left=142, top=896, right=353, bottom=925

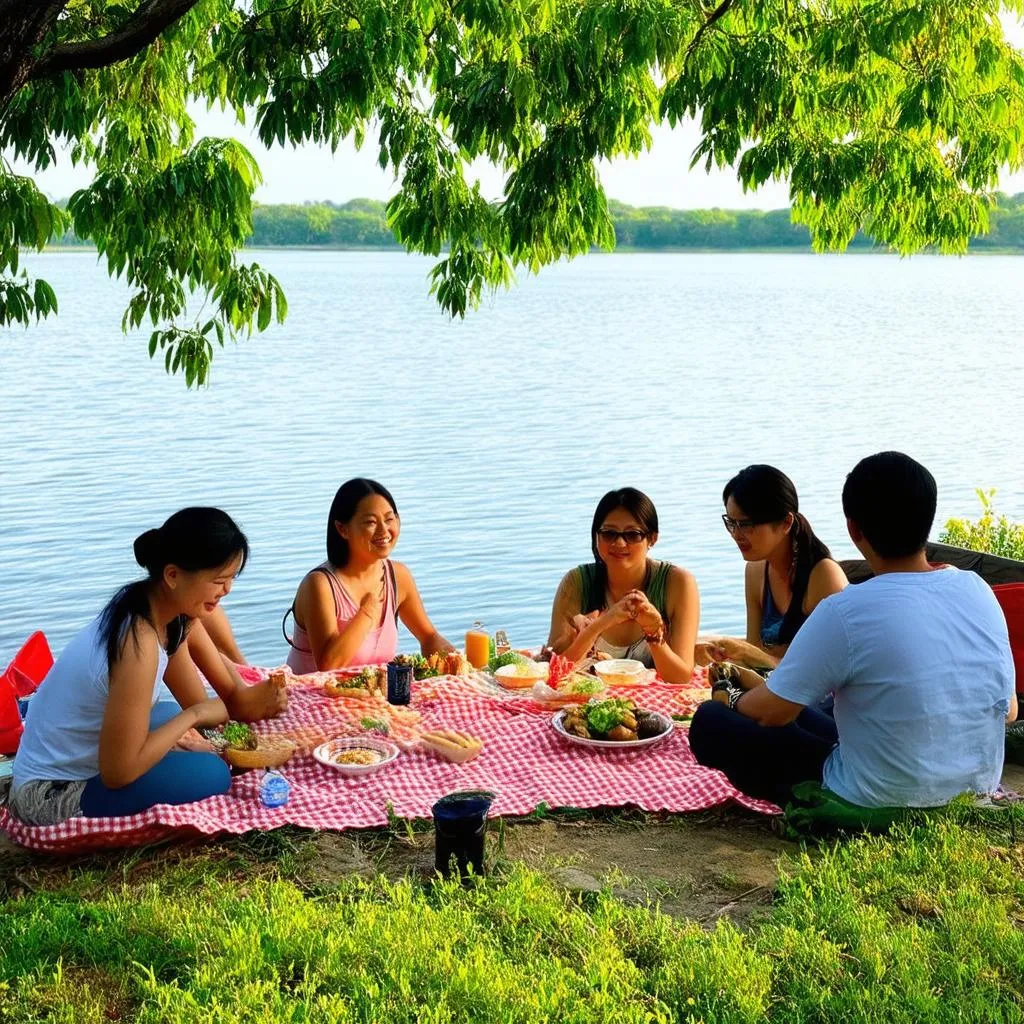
left=597, top=528, right=648, bottom=545
left=721, top=514, right=761, bottom=534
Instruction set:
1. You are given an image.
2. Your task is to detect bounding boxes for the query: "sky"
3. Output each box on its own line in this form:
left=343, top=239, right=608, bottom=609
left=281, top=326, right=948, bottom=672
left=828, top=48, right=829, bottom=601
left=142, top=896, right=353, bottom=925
left=22, top=16, right=1024, bottom=210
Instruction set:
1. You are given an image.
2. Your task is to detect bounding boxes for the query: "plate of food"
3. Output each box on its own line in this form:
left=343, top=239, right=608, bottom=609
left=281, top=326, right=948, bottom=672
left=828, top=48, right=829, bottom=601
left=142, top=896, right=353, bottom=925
left=313, top=736, right=400, bottom=775
left=408, top=651, right=473, bottom=679
left=528, top=653, right=607, bottom=705
left=551, top=697, right=674, bottom=749
left=324, top=666, right=387, bottom=698
left=531, top=673, right=606, bottom=705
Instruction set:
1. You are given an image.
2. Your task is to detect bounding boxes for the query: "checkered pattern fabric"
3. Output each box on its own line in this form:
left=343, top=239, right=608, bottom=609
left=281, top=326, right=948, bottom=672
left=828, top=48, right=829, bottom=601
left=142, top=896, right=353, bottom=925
left=0, top=671, right=778, bottom=852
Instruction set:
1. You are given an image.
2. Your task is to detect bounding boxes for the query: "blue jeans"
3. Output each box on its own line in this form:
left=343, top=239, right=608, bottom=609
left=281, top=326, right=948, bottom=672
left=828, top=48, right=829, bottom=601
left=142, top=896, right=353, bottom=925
left=689, top=699, right=839, bottom=807
left=79, top=702, right=231, bottom=818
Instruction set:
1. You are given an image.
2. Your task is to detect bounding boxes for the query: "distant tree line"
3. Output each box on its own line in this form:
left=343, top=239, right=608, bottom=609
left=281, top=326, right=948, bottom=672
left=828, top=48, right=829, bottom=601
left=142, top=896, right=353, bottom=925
left=54, top=194, right=1024, bottom=252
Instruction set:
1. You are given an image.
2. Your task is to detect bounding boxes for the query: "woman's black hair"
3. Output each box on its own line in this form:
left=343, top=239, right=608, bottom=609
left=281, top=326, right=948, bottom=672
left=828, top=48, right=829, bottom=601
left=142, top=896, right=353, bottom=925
left=326, top=478, right=399, bottom=567
left=583, top=487, right=659, bottom=613
left=723, top=465, right=831, bottom=645
left=99, top=507, right=249, bottom=673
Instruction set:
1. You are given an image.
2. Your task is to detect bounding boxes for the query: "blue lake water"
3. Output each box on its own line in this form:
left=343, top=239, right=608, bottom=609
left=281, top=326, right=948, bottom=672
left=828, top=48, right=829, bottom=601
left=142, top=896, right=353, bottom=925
left=2, top=249, right=1022, bottom=665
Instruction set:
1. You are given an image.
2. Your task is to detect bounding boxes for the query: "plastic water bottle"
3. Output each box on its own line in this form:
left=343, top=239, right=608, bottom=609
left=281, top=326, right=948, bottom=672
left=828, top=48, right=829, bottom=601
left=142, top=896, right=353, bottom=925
left=260, top=770, right=290, bottom=808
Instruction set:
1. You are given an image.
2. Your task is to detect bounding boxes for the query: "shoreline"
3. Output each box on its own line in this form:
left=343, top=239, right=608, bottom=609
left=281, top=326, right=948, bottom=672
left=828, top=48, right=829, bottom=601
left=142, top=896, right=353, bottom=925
left=35, top=244, right=1024, bottom=256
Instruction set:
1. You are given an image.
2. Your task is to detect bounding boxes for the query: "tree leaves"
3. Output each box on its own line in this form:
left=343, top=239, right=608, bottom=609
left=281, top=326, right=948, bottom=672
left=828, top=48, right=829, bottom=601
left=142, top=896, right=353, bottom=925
left=4, top=0, right=1024, bottom=382
left=0, top=169, right=68, bottom=326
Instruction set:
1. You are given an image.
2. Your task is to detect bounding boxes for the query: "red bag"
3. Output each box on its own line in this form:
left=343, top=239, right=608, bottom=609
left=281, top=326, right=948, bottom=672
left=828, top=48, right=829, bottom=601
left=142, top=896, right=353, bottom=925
left=0, top=676, right=22, bottom=755
left=0, top=631, right=54, bottom=755
left=993, top=584, right=1024, bottom=695
left=2, top=631, right=53, bottom=697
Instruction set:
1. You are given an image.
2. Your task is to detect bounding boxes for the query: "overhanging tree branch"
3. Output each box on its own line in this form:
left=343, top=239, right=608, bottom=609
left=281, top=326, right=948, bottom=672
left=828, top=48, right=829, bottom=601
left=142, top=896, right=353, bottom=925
left=685, top=0, right=736, bottom=65
left=29, top=0, right=200, bottom=79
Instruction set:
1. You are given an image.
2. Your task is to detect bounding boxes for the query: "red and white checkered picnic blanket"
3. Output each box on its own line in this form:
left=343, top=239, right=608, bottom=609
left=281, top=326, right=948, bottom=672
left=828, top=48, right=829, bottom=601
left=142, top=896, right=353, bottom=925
left=0, top=671, right=777, bottom=853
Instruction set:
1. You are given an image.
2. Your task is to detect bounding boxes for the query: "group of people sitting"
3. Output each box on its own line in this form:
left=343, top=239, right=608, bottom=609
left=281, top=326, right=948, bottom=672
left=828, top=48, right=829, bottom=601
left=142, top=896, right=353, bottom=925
left=5, top=452, right=1016, bottom=831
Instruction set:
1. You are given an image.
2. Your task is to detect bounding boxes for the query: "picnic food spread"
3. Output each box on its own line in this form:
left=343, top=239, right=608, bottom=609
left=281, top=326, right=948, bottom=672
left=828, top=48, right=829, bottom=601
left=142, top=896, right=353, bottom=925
left=0, top=624, right=756, bottom=854
left=219, top=635, right=703, bottom=786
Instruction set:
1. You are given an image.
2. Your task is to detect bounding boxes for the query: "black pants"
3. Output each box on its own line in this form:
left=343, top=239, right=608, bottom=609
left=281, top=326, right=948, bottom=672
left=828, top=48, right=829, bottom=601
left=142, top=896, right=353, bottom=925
left=689, top=699, right=839, bottom=806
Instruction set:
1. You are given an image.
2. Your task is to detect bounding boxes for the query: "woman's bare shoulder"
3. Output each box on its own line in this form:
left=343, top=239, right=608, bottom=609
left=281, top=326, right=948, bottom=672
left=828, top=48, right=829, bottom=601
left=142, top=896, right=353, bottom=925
left=809, top=558, right=849, bottom=597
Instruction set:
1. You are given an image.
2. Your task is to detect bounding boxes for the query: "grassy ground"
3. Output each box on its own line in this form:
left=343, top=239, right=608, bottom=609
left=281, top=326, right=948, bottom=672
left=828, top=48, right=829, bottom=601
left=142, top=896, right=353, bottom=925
left=2, top=802, right=1023, bottom=1023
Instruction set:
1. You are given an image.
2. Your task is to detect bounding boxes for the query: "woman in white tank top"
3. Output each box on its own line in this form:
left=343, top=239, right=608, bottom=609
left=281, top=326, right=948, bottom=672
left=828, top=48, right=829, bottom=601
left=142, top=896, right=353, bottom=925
left=9, top=508, right=250, bottom=826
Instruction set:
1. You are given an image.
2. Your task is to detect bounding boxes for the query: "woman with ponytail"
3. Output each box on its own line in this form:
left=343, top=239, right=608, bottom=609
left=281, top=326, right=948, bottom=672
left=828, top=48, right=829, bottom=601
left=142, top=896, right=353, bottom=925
left=702, top=466, right=847, bottom=670
left=9, top=508, right=251, bottom=826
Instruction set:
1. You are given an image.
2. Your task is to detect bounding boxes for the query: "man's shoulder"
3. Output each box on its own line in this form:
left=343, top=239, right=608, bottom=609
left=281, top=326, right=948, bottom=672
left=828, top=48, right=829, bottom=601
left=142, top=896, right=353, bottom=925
left=839, top=566, right=984, bottom=599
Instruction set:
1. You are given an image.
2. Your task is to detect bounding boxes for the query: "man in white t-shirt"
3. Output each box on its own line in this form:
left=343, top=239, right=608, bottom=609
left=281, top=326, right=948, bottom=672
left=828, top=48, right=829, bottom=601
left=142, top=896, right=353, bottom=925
left=690, top=452, right=1016, bottom=809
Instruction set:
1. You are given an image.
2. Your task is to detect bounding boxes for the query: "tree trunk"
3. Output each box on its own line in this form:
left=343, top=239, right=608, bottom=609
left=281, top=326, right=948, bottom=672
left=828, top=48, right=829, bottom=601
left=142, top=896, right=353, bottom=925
left=0, top=2, right=68, bottom=108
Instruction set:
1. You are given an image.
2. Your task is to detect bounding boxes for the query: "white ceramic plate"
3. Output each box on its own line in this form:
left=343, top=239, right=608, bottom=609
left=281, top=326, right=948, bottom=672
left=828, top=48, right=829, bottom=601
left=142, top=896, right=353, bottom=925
left=550, top=709, right=674, bottom=749
left=313, top=736, right=400, bottom=775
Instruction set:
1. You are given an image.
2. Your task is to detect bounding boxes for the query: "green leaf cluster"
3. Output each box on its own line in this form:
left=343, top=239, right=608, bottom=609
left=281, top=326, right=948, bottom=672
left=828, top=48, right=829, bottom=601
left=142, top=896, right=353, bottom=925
left=5, top=0, right=1024, bottom=382
left=0, top=169, right=67, bottom=326
left=940, top=488, right=1024, bottom=560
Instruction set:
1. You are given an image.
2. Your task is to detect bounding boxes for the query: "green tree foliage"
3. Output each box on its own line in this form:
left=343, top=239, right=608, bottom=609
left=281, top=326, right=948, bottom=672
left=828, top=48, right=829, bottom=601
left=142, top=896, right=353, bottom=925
left=3, top=1, right=1024, bottom=384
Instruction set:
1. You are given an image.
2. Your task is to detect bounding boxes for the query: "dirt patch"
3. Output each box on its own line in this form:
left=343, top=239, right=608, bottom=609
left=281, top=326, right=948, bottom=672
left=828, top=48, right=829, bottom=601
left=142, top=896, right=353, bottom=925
left=19, top=964, right=135, bottom=1022
left=295, top=807, right=790, bottom=927
left=1001, top=763, right=1024, bottom=795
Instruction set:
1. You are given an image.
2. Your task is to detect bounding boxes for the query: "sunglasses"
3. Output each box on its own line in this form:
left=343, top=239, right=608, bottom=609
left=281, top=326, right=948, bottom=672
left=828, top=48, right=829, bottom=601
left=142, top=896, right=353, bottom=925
left=597, top=528, right=648, bottom=545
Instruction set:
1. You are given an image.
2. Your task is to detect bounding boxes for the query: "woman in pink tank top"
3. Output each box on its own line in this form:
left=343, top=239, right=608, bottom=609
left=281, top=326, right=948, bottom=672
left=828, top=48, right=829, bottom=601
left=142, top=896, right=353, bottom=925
left=284, top=478, right=454, bottom=673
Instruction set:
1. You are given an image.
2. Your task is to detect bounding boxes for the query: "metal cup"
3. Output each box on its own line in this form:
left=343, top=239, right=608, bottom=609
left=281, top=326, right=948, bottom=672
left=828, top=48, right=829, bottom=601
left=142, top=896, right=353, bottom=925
left=432, top=790, right=496, bottom=878
left=386, top=661, right=413, bottom=705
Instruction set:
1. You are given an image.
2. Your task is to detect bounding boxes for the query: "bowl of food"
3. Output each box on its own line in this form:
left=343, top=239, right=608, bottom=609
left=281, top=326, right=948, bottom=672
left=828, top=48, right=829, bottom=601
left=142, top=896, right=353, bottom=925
left=494, top=660, right=550, bottom=689
left=313, top=736, right=400, bottom=775
left=552, top=697, right=673, bottom=749
left=593, top=659, right=648, bottom=687
left=219, top=722, right=296, bottom=769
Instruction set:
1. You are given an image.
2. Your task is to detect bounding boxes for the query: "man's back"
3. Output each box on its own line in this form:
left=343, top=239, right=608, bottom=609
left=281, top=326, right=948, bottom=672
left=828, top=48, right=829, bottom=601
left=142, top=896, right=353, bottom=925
left=828, top=569, right=1012, bottom=806
left=768, top=567, right=1013, bottom=807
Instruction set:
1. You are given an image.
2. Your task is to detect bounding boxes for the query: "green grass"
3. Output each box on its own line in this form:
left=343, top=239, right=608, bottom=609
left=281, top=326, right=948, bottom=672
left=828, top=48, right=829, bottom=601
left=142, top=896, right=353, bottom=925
left=2, top=815, right=1024, bottom=1023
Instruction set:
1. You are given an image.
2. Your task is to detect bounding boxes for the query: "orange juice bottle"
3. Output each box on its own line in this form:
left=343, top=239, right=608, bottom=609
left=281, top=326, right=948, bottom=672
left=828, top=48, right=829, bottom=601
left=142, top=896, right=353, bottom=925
left=465, top=625, right=490, bottom=669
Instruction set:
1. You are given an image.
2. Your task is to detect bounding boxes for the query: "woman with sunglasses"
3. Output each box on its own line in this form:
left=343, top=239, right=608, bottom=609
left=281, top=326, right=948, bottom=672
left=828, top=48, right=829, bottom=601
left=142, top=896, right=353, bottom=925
left=701, top=465, right=847, bottom=670
left=547, top=488, right=700, bottom=683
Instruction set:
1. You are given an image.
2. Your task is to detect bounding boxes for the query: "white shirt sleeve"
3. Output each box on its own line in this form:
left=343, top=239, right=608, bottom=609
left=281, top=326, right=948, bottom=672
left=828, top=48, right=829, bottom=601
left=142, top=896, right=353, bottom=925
left=766, top=595, right=852, bottom=707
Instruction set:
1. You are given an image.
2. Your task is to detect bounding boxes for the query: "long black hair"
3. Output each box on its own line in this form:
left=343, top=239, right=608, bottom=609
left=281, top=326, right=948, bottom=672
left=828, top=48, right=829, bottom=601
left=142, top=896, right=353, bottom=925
left=723, top=465, right=831, bottom=644
left=99, top=507, right=249, bottom=673
left=326, top=478, right=398, bottom=567
left=583, top=487, right=659, bottom=613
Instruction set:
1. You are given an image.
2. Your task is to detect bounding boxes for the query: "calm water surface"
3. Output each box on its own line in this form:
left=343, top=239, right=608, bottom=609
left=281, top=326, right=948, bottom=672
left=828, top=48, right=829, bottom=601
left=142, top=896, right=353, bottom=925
left=2, top=250, right=1022, bottom=664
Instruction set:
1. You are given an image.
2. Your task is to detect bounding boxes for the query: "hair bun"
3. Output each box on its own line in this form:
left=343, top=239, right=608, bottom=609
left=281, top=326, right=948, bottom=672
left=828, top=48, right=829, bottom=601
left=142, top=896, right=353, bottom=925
left=133, top=528, right=162, bottom=569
